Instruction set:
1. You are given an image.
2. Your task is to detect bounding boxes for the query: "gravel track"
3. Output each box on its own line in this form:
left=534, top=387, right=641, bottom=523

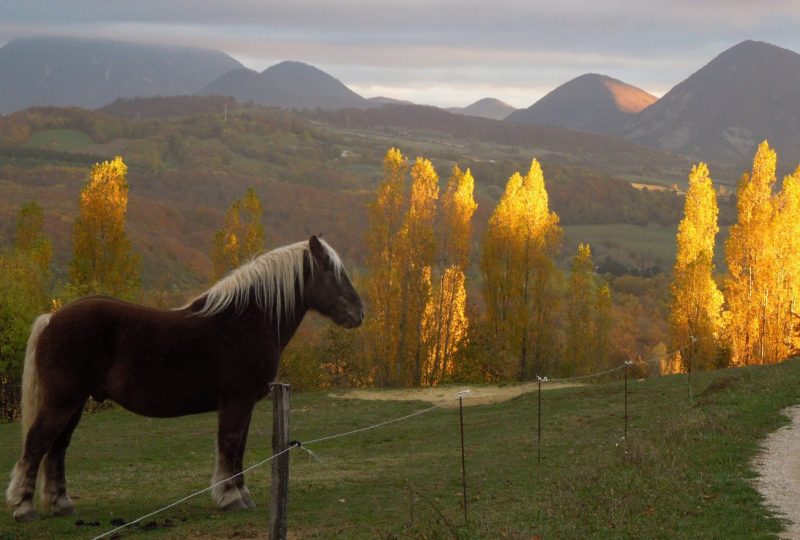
left=753, top=405, right=800, bottom=539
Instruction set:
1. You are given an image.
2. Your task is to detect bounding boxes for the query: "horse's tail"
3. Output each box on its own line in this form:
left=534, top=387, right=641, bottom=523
left=21, top=313, right=51, bottom=445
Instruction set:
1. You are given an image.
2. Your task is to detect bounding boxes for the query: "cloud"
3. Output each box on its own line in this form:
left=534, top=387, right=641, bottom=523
left=2, top=1, right=799, bottom=107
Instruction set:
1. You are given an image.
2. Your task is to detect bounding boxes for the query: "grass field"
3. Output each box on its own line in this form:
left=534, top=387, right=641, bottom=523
left=2, top=359, right=800, bottom=539
left=564, top=223, right=731, bottom=271
left=24, top=129, right=95, bottom=152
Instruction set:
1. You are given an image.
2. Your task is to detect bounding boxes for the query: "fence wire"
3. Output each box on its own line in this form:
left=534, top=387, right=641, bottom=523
left=89, top=361, right=637, bottom=539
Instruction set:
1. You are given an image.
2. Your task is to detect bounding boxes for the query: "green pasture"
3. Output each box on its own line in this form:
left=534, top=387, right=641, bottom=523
left=564, top=223, right=731, bottom=271
left=2, top=359, right=800, bottom=538
left=24, top=130, right=95, bottom=152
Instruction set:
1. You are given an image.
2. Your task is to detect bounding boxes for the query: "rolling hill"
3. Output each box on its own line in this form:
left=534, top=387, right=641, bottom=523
left=0, top=37, right=243, bottom=113
left=506, top=73, right=656, bottom=133
left=309, top=103, right=689, bottom=179
left=447, top=97, right=517, bottom=120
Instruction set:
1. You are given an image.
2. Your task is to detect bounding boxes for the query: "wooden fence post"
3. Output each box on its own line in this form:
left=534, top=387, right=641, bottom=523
left=269, top=383, right=291, bottom=540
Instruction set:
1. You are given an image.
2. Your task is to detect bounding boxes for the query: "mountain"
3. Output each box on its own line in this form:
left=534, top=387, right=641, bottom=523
left=624, top=40, right=800, bottom=165
left=506, top=73, right=656, bottom=133
left=0, top=37, right=243, bottom=113
left=199, top=61, right=369, bottom=109
left=447, top=98, right=517, bottom=120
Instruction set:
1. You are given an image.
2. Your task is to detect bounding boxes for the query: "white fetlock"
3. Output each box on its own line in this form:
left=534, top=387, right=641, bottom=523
left=5, top=461, right=27, bottom=508
left=12, top=499, right=38, bottom=522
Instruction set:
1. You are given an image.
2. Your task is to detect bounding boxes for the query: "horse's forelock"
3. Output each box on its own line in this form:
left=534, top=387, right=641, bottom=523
left=315, top=236, right=346, bottom=283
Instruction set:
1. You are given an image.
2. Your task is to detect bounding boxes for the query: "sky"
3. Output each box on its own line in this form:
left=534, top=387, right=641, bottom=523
left=2, top=1, right=800, bottom=108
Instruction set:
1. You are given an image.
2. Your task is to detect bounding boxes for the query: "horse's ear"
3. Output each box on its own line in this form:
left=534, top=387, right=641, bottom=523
left=308, top=235, right=328, bottom=267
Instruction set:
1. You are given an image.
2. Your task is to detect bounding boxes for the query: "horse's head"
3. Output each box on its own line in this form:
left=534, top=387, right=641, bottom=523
left=305, top=235, right=364, bottom=328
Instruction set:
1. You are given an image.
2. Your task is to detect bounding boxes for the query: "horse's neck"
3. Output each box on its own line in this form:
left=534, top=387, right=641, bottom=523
left=274, top=304, right=307, bottom=350
left=261, top=285, right=307, bottom=350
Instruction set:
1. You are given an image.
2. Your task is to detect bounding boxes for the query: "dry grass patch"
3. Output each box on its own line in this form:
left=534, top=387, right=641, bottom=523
left=329, top=381, right=580, bottom=408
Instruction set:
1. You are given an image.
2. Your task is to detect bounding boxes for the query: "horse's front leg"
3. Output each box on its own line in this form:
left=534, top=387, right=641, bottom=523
left=211, top=398, right=255, bottom=511
left=234, top=409, right=255, bottom=508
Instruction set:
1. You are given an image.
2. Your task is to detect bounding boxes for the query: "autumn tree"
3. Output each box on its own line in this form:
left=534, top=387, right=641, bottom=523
left=364, top=148, right=408, bottom=385
left=421, top=166, right=476, bottom=385
left=481, top=159, right=562, bottom=379
left=764, top=165, right=800, bottom=360
left=395, top=158, right=439, bottom=385
left=212, top=187, right=266, bottom=279
left=69, top=156, right=140, bottom=299
left=725, top=141, right=797, bottom=365
left=669, top=163, right=723, bottom=372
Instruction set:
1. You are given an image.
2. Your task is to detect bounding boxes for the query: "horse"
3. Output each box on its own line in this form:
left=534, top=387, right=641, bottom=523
left=5, top=235, right=364, bottom=522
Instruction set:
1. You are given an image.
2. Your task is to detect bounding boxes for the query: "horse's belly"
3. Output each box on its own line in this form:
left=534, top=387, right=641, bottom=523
left=109, top=388, right=217, bottom=418
left=102, top=365, right=219, bottom=418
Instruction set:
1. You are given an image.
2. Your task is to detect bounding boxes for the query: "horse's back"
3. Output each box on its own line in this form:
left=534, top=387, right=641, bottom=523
left=37, top=296, right=223, bottom=417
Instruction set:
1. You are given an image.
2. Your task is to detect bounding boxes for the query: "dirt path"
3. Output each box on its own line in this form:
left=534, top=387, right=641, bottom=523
left=753, top=405, right=800, bottom=539
left=329, top=381, right=579, bottom=408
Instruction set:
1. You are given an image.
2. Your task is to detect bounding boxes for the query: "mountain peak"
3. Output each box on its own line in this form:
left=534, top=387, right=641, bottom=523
left=624, top=39, right=800, bottom=165
left=506, top=73, right=655, bottom=133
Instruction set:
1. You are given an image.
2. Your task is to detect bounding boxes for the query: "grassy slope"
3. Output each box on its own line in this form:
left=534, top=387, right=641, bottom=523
left=1, top=362, right=799, bottom=539
left=565, top=223, right=731, bottom=271
left=24, top=129, right=95, bottom=152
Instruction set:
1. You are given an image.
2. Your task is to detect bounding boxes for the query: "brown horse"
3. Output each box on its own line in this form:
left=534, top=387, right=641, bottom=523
left=5, top=235, right=363, bottom=522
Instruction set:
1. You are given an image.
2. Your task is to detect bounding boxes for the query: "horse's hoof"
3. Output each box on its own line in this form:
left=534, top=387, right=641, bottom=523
left=221, top=498, right=248, bottom=511
left=54, top=505, right=77, bottom=517
left=13, top=508, right=39, bottom=522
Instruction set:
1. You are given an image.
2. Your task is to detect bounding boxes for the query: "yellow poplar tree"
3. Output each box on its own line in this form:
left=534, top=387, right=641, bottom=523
left=421, top=165, right=476, bottom=385
left=765, top=166, right=800, bottom=360
left=396, top=157, right=439, bottom=385
left=481, top=170, right=523, bottom=350
left=725, top=142, right=777, bottom=365
left=669, top=163, right=723, bottom=372
left=364, top=148, right=408, bottom=385
left=212, top=187, right=266, bottom=279
left=69, top=156, right=140, bottom=299
left=481, top=159, right=562, bottom=379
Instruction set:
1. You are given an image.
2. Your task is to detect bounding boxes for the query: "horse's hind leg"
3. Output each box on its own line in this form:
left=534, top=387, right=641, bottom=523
left=41, top=407, right=83, bottom=516
left=7, top=403, right=82, bottom=522
left=234, top=409, right=255, bottom=508
left=211, top=399, right=255, bottom=511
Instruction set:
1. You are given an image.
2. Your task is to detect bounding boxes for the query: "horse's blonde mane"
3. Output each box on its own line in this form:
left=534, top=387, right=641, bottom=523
left=188, top=238, right=344, bottom=319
